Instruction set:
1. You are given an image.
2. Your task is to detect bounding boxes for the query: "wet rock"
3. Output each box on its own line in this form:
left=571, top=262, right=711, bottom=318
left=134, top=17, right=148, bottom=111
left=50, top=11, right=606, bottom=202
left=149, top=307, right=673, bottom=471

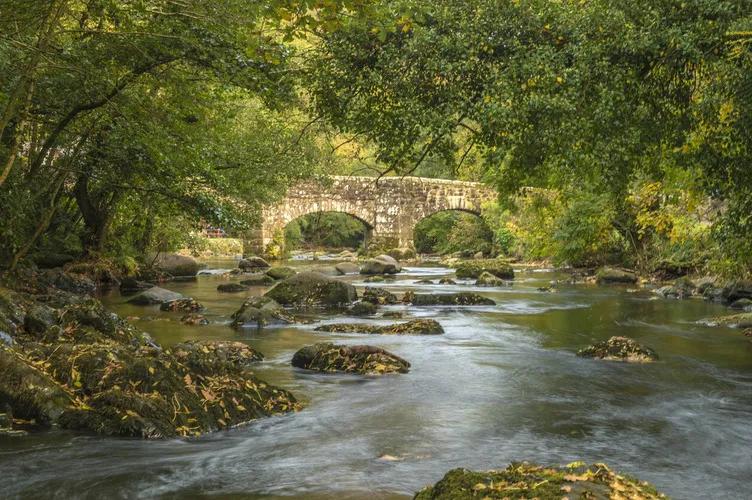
left=127, top=287, right=184, bottom=306
left=265, top=272, right=357, bottom=307
left=0, top=331, right=14, bottom=346
left=474, top=271, right=508, bottom=287
left=151, top=253, right=200, bottom=277
left=387, top=247, right=416, bottom=260
left=729, top=298, right=752, bottom=311
left=49, top=270, right=97, bottom=295
left=180, top=313, right=209, bottom=326
left=238, top=256, right=270, bottom=271
left=694, top=276, right=716, bottom=295
left=438, top=278, right=456, bottom=285
left=265, top=267, right=297, bottom=280
left=32, top=253, right=76, bottom=269
left=217, top=283, right=249, bottom=293
left=726, top=280, right=752, bottom=303
left=537, top=286, right=554, bottom=292
left=414, top=462, right=666, bottom=499
left=595, top=267, right=638, bottom=284
left=360, top=255, right=402, bottom=275
left=416, top=279, right=434, bottom=284
left=577, top=336, right=658, bottom=363
left=382, top=311, right=404, bottom=319
left=172, top=340, right=263, bottom=374
left=159, top=298, right=204, bottom=313
left=240, top=273, right=276, bottom=286
left=334, top=262, right=360, bottom=275
left=362, top=287, right=398, bottom=305
left=350, top=301, right=378, bottom=316
left=364, top=275, right=385, bottom=283
left=23, top=304, right=57, bottom=336
left=119, top=277, right=154, bottom=295
left=315, top=319, right=443, bottom=335
left=653, top=285, right=681, bottom=299
left=231, top=296, right=294, bottom=328
left=335, top=249, right=357, bottom=261
left=402, top=291, right=495, bottom=306
left=743, top=328, right=752, bottom=338
left=291, top=343, right=410, bottom=374
left=706, top=312, right=752, bottom=328
left=454, top=260, right=514, bottom=280
left=310, top=265, right=340, bottom=276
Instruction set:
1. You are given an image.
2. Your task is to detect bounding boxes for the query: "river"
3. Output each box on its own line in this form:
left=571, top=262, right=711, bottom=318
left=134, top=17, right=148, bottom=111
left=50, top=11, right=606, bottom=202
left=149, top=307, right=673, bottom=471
left=2, top=260, right=752, bottom=499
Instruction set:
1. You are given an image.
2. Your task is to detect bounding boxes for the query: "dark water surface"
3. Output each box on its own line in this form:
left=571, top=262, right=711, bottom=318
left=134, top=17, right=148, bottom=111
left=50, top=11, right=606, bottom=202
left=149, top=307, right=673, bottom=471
left=2, top=260, right=752, bottom=499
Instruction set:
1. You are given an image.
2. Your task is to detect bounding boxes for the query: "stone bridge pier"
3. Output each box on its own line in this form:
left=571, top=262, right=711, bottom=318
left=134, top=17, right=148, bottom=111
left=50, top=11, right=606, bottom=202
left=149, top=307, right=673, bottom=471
left=246, top=176, right=496, bottom=255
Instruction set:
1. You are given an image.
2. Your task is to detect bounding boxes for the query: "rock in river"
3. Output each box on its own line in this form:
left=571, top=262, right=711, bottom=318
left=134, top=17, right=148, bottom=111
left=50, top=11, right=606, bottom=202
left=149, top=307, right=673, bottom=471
left=577, top=336, right=658, bottom=363
left=475, top=271, right=508, bottom=287
left=315, top=319, right=443, bottom=335
left=362, top=287, right=399, bottom=305
left=291, top=343, right=410, bottom=374
left=595, top=267, right=638, bottom=284
left=360, top=254, right=402, bottom=275
left=238, top=256, right=270, bottom=271
left=240, top=273, right=276, bottom=286
left=127, top=286, right=184, bottom=305
left=350, top=301, right=378, bottom=316
left=265, top=272, right=357, bottom=307
left=151, top=253, right=201, bottom=277
left=217, top=283, right=249, bottom=293
left=334, top=262, right=360, bottom=275
left=265, top=266, right=297, bottom=280
left=231, top=296, right=294, bottom=328
left=402, top=291, right=495, bottom=306
left=414, top=462, right=666, bottom=499
left=454, top=259, right=514, bottom=280
left=160, top=298, right=204, bottom=312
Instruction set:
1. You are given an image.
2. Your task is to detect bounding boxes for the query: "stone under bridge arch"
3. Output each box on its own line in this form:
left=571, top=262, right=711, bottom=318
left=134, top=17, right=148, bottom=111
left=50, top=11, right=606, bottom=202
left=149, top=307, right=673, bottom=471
left=247, top=176, right=496, bottom=254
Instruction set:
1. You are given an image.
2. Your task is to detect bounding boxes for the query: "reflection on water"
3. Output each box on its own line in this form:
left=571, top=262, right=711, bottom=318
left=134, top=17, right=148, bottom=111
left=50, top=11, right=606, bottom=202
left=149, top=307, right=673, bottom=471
left=3, top=259, right=752, bottom=499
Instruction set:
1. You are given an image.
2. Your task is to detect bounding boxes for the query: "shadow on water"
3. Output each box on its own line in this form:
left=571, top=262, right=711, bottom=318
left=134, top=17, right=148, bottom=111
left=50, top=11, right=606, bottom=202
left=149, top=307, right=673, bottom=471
left=3, top=259, right=752, bottom=498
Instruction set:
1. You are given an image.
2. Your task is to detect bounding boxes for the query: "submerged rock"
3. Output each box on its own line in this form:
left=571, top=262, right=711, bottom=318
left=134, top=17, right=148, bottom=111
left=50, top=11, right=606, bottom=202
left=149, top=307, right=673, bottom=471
left=474, top=271, right=508, bottom=287
left=238, top=256, right=270, bottom=271
left=160, top=298, right=204, bottom=312
left=705, top=312, right=752, bottom=328
left=364, top=275, right=386, bottom=283
left=577, top=336, right=658, bottom=363
left=414, top=462, right=666, bottom=499
left=729, top=298, right=752, bottom=311
left=438, top=278, right=457, bottom=285
left=350, top=301, right=378, bottom=316
left=180, top=313, right=208, bottom=325
left=265, top=272, right=357, bottom=307
left=315, top=319, right=443, bottom=335
left=454, top=260, right=514, bottom=280
left=265, top=266, right=297, bottom=280
left=127, top=287, right=183, bottom=305
left=231, top=296, right=294, bottom=328
left=402, top=291, right=495, bottom=306
left=291, top=343, right=410, bottom=374
left=216, top=283, right=249, bottom=293
left=416, top=279, right=435, bottom=284
left=360, top=255, right=402, bottom=275
left=362, top=287, right=399, bottom=305
left=595, top=267, right=638, bottom=284
left=240, top=273, right=276, bottom=286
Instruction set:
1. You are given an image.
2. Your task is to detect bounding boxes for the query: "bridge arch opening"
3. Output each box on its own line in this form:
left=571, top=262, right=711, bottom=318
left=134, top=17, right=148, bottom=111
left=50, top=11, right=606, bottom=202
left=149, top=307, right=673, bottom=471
left=284, top=211, right=373, bottom=253
left=413, top=209, right=493, bottom=257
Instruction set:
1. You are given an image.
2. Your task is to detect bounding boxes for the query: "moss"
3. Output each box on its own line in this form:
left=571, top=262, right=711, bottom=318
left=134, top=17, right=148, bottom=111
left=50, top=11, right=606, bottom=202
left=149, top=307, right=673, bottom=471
left=403, top=291, right=496, bottom=306
left=265, top=267, right=297, bottom=280
left=350, top=301, right=378, bottom=316
left=454, top=260, right=514, bottom=280
left=315, top=319, right=443, bottom=335
left=230, top=296, right=294, bottom=328
left=265, top=272, right=357, bottom=307
left=362, top=287, right=398, bottom=305
left=706, top=312, right=752, bottom=328
left=292, top=343, right=410, bottom=374
left=595, top=267, right=638, bottom=284
left=240, top=273, right=276, bottom=286
left=577, top=336, right=658, bottom=363
left=414, top=462, right=666, bottom=499
left=160, top=298, right=204, bottom=312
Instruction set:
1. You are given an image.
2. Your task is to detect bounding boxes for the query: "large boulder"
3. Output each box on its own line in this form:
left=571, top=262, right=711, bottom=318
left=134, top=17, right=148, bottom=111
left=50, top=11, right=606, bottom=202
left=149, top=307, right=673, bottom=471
left=595, top=267, right=638, bottom=284
left=350, top=301, right=378, bottom=316
left=335, top=262, right=360, bottom=275
left=475, top=271, right=508, bottom=287
left=265, top=267, right=297, bottom=280
left=454, top=259, right=514, bottom=280
left=310, top=265, right=341, bottom=276
left=151, top=253, right=200, bottom=277
left=705, top=312, right=752, bottom=328
left=240, top=273, right=276, bottom=286
left=217, top=283, right=249, bottom=293
left=119, top=277, right=154, bottom=295
left=230, top=297, right=294, bottom=328
left=238, top=256, right=270, bottom=271
left=291, top=343, right=410, bottom=374
left=402, top=291, right=495, bottom=306
left=362, top=287, right=399, bottom=305
left=414, top=462, right=666, bottom=499
left=265, top=272, right=357, bottom=307
left=315, top=319, right=443, bottom=335
left=127, top=287, right=183, bottom=305
left=360, top=255, right=402, bottom=275
left=577, top=336, right=658, bottom=363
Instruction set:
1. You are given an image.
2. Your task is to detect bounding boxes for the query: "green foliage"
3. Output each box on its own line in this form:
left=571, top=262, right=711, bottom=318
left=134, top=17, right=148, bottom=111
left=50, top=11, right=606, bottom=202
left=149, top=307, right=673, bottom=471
left=285, top=212, right=369, bottom=250
left=414, top=211, right=493, bottom=255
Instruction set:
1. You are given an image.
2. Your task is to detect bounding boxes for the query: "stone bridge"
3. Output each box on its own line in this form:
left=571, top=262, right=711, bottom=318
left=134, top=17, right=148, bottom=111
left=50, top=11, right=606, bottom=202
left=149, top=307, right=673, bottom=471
left=247, top=176, right=496, bottom=253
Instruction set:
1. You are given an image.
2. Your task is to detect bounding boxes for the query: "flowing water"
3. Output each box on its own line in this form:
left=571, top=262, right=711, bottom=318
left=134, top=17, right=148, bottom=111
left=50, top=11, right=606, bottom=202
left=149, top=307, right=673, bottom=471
left=3, top=260, right=752, bottom=499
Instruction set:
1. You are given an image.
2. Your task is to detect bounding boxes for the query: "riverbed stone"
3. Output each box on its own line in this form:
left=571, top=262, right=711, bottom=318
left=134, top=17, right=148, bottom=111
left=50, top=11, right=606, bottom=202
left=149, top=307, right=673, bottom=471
left=151, top=253, right=201, bottom=277
left=595, top=267, right=638, bottom=284
left=238, top=256, right=270, bottom=271
left=265, top=266, right=297, bottom=280
left=217, top=283, right=249, bottom=293
left=315, top=319, right=443, bottom=335
left=159, top=298, right=204, bottom=312
left=416, top=278, right=435, bottom=284
left=335, top=262, right=360, bottom=275
left=454, top=259, right=514, bottom=280
left=438, top=278, right=456, bottom=285
left=364, top=275, right=385, bottom=283
left=414, top=462, right=666, bottom=499
left=231, top=296, right=294, bottom=328
left=577, top=336, right=658, bottom=363
left=402, top=291, right=496, bottom=306
left=729, top=298, right=752, bottom=311
left=180, top=313, right=209, bottom=325
left=360, top=254, right=401, bottom=275
left=240, top=273, right=275, bottom=286
left=706, top=312, right=752, bottom=328
left=119, top=277, right=154, bottom=294
left=264, top=272, right=357, bottom=307
left=350, top=301, right=378, bottom=316
left=291, top=343, right=410, bottom=374
left=475, top=271, right=508, bottom=287
left=127, top=287, right=184, bottom=305
left=362, top=287, right=398, bottom=305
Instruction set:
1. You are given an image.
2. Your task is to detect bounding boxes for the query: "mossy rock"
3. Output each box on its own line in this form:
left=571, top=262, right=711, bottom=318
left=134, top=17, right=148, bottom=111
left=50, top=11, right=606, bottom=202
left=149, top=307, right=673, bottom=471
left=238, top=256, right=270, bottom=271
left=231, top=296, right=294, bottom=328
left=217, top=283, right=249, bottom=293
left=350, top=301, right=378, bottom=316
left=360, top=255, right=402, bottom=275
left=475, top=271, right=508, bottom=287
left=240, top=273, right=276, bottom=286
left=160, top=298, right=204, bottom=312
left=334, top=262, right=360, bottom=275
left=706, top=312, right=752, bottom=328
left=414, top=462, right=666, bottom=499
left=438, top=278, right=457, bottom=285
left=180, top=313, right=208, bottom=325
left=416, top=279, right=435, bottom=284
left=32, top=253, right=77, bottom=269
left=292, top=343, right=410, bottom=374
left=577, top=336, right=658, bottom=363
left=265, top=267, right=297, bottom=280
left=362, top=287, right=399, bottom=305
left=403, top=291, right=495, bottom=306
left=265, top=272, right=357, bottom=307
left=454, top=260, right=514, bottom=280
left=151, top=253, right=201, bottom=277
left=315, top=319, right=443, bottom=335
left=364, top=275, right=386, bottom=283
left=595, top=267, right=638, bottom=285
left=128, top=287, right=184, bottom=305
